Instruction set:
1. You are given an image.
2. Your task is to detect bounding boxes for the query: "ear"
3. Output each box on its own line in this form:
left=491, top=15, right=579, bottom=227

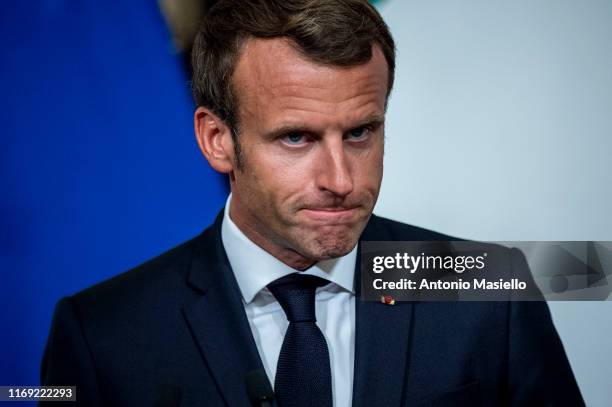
left=194, top=106, right=236, bottom=173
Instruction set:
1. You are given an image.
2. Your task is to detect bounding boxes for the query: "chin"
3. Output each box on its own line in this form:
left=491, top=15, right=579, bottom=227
left=307, top=232, right=359, bottom=260
left=289, top=219, right=366, bottom=260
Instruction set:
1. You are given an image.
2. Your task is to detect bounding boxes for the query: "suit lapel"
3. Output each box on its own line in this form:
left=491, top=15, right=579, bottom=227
left=180, top=212, right=416, bottom=406
left=182, top=211, right=267, bottom=406
left=352, top=216, right=415, bottom=407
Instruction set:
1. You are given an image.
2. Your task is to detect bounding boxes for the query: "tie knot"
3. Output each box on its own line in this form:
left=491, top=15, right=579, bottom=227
left=267, top=274, right=329, bottom=322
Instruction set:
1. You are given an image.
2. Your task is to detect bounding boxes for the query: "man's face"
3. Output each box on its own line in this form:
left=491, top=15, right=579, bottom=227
left=228, top=38, right=387, bottom=269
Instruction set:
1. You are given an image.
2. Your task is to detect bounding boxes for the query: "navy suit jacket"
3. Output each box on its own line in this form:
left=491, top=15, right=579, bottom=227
left=41, top=212, right=584, bottom=406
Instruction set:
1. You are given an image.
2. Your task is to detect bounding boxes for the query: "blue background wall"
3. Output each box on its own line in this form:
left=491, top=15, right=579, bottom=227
left=1, top=1, right=227, bottom=390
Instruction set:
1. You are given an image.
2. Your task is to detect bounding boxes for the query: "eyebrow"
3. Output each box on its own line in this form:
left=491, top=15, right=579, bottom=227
left=263, top=114, right=385, bottom=140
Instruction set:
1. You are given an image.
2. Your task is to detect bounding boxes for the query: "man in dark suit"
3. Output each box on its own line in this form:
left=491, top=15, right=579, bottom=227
left=42, top=0, right=584, bottom=405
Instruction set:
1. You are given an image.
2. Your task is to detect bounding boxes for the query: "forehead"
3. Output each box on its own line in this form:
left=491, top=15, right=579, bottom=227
left=232, top=38, right=389, bottom=129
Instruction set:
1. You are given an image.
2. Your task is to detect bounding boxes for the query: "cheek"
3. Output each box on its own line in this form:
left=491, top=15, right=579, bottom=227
left=352, top=145, right=384, bottom=191
left=243, top=147, right=307, bottom=200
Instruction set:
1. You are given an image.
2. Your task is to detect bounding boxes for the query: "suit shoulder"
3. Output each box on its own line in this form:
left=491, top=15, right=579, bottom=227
left=367, top=214, right=460, bottom=241
left=70, top=233, right=202, bottom=312
left=368, top=215, right=517, bottom=255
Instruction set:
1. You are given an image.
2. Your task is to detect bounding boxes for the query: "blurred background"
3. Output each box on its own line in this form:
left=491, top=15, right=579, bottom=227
left=1, top=0, right=610, bottom=405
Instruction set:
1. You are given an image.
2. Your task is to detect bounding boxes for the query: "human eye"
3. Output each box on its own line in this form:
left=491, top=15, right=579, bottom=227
left=346, top=126, right=370, bottom=141
left=280, top=132, right=309, bottom=146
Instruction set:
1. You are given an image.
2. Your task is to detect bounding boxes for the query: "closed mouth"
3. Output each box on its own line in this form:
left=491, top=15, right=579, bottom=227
left=300, top=206, right=360, bottom=222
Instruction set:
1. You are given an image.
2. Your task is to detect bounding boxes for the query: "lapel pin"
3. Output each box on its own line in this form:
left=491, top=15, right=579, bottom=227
left=381, top=295, right=395, bottom=305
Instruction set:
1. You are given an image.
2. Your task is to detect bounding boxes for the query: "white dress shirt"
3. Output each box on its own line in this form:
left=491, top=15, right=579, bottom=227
left=221, top=194, right=356, bottom=407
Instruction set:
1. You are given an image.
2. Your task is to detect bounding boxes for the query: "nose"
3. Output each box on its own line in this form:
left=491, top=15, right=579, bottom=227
left=316, top=137, right=354, bottom=198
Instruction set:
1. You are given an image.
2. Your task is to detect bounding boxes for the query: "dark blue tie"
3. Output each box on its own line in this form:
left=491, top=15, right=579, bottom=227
left=267, top=273, right=333, bottom=407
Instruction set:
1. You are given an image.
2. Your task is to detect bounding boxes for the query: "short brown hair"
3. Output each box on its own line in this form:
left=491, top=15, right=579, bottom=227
left=191, top=0, right=395, bottom=134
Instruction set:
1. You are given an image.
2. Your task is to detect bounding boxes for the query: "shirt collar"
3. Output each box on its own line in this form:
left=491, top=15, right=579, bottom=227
left=221, top=194, right=356, bottom=304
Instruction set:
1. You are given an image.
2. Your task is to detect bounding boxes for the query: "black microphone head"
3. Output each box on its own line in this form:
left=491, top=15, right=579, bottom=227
left=153, top=384, right=182, bottom=407
left=245, top=369, right=274, bottom=406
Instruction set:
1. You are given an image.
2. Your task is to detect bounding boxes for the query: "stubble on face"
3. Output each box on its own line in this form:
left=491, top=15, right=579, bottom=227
left=227, top=38, right=388, bottom=270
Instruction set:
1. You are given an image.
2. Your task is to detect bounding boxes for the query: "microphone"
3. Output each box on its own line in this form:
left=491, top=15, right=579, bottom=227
left=153, top=384, right=182, bottom=407
left=246, top=369, right=275, bottom=407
